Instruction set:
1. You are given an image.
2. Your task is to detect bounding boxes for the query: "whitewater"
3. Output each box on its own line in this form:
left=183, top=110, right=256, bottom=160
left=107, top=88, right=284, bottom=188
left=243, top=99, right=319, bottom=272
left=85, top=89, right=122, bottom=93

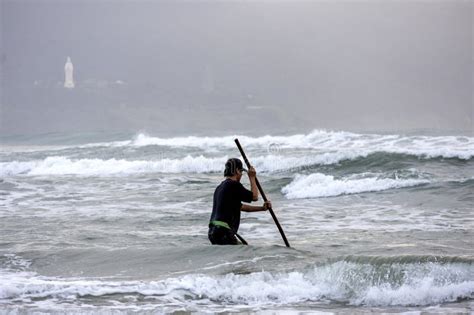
left=0, top=129, right=473, bottom=313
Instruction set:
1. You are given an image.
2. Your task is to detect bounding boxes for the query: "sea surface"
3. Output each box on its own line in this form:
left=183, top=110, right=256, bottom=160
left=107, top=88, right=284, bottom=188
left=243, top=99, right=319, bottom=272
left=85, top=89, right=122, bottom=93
left=0, top=129, right=473, bottom=314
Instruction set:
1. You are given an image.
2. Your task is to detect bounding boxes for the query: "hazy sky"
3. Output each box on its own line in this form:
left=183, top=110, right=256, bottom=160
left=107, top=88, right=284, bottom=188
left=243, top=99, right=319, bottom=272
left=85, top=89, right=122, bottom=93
left=1, top=0, right=472, bottom=136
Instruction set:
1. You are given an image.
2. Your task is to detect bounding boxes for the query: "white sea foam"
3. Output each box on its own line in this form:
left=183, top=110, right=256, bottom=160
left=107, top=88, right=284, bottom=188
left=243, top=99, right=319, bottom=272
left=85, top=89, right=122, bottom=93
left=0, top=156, right=227, bottom=176
left=282, top=173, right=430, bottom=199
left=0, top=152, right=368, bottom=177
left=1, top=130, right=473, bottom=177
left=1, top=150, right=471, bottom=178
left=14, top=130, right=470, bottom=160
left=123, top=130, right=474, bottom=160
left=0, top=261, right=472, bottom=310
left=126, top=130, right=474, bottom=158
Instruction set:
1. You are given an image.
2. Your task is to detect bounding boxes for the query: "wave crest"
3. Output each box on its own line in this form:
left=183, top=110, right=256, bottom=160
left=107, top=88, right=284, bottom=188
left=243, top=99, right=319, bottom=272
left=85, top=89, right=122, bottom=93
left=282, top=172, right=430, bottom=198
left=1, top=259, right=472, bottom=309
left=134, top=130, right=474, bottom=159
left=0, top=156, right=226, bottom=176
left=46, top=130, right=474, bottom=161
left=0, top=153, right=379, bottom=177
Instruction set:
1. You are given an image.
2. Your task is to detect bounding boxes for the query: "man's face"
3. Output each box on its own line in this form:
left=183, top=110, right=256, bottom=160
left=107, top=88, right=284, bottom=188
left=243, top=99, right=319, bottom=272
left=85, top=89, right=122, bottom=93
left=236, top=169, right=244, bottom=181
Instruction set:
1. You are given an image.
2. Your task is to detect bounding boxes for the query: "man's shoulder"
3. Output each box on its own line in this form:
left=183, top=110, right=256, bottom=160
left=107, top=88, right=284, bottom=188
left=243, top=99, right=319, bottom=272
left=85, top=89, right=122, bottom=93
left=220, top=178, right=244, bottom=189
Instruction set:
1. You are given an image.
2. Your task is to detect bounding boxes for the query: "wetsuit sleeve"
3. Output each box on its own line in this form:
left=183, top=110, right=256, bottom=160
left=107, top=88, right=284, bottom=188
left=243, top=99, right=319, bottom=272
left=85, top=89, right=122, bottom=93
left=237, top=182, right=254, bottom=203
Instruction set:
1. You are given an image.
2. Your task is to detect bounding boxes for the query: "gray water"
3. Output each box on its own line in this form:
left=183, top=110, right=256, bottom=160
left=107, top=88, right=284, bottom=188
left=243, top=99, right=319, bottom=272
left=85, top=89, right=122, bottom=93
left=0, top=130, right=473, bottom=314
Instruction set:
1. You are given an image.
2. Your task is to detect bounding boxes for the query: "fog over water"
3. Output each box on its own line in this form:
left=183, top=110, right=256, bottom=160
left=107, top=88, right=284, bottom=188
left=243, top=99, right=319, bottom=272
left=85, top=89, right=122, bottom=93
left=0, top=0, right=473, bottom=137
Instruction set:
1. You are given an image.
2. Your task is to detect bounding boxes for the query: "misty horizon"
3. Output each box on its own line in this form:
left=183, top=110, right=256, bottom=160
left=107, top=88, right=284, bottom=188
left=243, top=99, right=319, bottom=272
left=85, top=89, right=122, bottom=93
left=1, top=0, right=472, bottom=137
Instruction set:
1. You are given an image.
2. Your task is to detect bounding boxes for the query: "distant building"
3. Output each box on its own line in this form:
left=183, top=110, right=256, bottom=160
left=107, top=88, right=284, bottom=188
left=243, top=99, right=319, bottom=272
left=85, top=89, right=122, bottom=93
left=64, top=56, right=75, bottom=88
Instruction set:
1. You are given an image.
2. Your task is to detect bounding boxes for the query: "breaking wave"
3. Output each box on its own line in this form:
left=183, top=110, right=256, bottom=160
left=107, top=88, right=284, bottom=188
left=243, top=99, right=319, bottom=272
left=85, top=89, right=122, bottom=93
left=119, top=131, right=473, bottom=157
left=0, top=156, right=226, bottom=176
left=0, top=153, right=396, bottom=177
left=7, top=130, right=473, bottom=160
left=282, top=172, right=431, bottom=199
left=2, top=150, right=473, bottom=178
left=124, top=131, right=474, bottom=160
left=1, top=257, right=472, bottom=311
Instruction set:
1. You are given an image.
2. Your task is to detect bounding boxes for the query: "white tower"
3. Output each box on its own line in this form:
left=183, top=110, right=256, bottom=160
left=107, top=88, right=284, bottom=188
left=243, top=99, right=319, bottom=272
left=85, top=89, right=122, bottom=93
left=64, top=56, right=75, bottom=88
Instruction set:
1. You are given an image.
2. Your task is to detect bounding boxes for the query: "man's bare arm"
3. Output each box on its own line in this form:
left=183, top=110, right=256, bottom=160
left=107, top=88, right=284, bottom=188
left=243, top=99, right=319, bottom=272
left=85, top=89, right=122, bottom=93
left=247, top=166, right=258, bottom=201
left=241, top=201, right=272, bottom=212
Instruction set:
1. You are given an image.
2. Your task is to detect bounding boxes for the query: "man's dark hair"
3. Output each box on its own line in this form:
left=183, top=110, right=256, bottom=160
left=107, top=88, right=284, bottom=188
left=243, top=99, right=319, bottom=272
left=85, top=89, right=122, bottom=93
left=224, top=158, right=245, bottom=177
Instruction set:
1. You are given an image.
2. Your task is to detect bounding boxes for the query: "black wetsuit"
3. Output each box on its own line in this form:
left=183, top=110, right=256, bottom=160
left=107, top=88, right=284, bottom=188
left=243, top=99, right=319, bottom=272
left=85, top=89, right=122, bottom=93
left=208, top=178, right=253, bottom=245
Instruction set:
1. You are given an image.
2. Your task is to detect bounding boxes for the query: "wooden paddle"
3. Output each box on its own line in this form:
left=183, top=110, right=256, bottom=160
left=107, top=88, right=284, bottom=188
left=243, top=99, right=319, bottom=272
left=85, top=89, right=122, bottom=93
left=235, top=138, right=291, bottom=247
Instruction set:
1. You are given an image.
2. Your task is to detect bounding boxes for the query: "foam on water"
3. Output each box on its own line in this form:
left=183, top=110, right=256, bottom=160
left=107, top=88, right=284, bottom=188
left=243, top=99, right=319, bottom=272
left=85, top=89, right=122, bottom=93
left=1, top=259, right=472, bottom=311
left=0, top=155, right=227, bottom=177
left=282, top=173, right=431, bottom=199
left=0, top=153, right=372, bottom=177
left=124, top=131, right=474, bottom=160
left=1, top=150, right=472, bottom=178
left=4, top=130, right=473, bottom=160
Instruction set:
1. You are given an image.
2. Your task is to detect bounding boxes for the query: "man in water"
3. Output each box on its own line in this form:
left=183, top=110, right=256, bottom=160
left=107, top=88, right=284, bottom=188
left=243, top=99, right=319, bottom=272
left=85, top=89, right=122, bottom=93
left=208, top=158, right=271, bottom=245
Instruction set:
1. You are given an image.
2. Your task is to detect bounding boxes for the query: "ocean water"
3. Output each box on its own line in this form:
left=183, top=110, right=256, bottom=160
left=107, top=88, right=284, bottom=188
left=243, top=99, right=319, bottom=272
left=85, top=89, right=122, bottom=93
left=0, top=129, right=473, bottom=314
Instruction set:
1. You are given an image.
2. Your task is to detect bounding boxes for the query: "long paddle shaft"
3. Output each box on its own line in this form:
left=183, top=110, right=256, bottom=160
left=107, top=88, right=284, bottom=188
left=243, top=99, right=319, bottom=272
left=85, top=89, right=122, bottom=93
left=234, top=139, right=291, bottom=247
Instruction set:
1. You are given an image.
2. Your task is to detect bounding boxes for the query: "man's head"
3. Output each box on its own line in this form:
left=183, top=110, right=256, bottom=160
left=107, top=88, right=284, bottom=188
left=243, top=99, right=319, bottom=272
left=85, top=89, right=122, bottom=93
left=224, top=158, right=247, bottom=181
